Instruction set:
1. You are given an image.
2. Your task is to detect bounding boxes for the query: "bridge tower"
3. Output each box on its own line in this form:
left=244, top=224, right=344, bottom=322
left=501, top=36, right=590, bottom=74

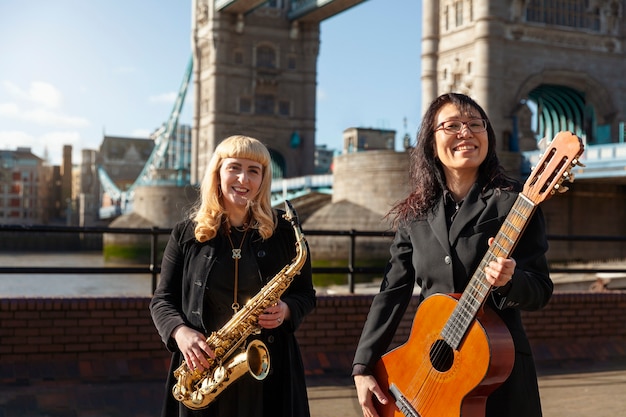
left=421, top=0, right=626, bottom=175
left=191, top=0, right=367, bottom=183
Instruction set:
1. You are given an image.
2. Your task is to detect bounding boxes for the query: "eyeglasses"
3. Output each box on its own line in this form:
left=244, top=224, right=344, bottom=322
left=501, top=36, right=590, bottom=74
left=435, top=119, right=488, bottom=134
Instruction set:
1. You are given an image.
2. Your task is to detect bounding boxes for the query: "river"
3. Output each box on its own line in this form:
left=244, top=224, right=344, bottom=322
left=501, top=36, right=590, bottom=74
left=0, top=252, right=153, bottom=298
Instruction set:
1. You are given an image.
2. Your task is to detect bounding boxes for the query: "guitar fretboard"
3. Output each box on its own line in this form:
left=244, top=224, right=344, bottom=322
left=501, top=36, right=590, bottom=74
left=441, top=193, right=537, bottom=349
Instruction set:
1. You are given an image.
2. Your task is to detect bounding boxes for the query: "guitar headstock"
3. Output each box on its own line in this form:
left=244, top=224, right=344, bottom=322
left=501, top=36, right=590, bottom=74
left=522, top=131, right=585, bottom=204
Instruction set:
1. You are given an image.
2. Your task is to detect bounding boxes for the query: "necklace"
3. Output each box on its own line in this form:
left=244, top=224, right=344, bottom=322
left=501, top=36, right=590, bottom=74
left=226, top=227, right=248, bottom=314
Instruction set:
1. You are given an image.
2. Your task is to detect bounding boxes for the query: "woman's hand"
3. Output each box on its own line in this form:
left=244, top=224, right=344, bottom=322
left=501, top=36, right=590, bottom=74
left=258, top=300, right=290, bottom=329
left=485, top=237, right=516, bottom=288
left=172, top=325, right=215, bottom=371
left=354, top=374, right=388, bottom=417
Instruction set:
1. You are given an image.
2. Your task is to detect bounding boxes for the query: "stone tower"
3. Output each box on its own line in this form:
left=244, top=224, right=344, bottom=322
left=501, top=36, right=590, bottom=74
left=421, top=0, right=625, bottom=175
left=190, top=0, right=367, bottom=183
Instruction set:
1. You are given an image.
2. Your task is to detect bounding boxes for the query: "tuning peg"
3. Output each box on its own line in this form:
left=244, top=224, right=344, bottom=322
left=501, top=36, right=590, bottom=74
left=572, top=158, right=586, bottom=168
left=561, top=171, right=575, bottom=182
left=554, top=183, right=569, bottom=193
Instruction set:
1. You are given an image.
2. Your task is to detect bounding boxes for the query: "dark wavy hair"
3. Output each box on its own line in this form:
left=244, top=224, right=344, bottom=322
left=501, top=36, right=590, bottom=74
left=388, top=93, right=518, bottom=227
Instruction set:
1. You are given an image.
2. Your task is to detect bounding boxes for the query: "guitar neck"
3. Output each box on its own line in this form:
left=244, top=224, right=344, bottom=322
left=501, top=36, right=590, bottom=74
left=442, top=193, right=537, bottom=349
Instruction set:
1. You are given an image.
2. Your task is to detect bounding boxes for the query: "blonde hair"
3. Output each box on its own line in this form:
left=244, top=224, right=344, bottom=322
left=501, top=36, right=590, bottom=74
left=192, top=135, right=275, bottom=241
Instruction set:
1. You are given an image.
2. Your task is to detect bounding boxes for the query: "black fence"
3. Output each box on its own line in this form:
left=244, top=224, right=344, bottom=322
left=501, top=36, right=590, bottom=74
left=1, top=224, right=625, bottom=294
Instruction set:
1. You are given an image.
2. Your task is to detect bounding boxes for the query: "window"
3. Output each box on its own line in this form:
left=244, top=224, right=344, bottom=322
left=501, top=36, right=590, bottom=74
left=278, top=100, right=290, bottom=116
left=234, top=50, right=243, bottom=65
left=526, top=0, right=601, bottom=31
left=255, top=95, right=275, bottom=115
left=287, top=55, right=297, bottom=70
left=455, top=1, right=463, bottom=26
left=256, top=46, right=276, bottom=69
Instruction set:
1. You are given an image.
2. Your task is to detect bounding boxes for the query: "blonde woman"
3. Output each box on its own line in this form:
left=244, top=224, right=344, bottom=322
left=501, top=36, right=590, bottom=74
left=151, top=135, right=316, bottom=417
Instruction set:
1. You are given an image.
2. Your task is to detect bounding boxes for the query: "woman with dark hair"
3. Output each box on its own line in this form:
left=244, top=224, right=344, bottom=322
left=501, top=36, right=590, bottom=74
left=150, top=135, right=316, bottom=417
left=352, top=93, right=552, bottom=417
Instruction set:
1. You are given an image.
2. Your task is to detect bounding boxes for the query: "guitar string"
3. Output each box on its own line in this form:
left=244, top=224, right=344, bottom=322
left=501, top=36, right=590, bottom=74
left=405, top=198, right=536, bottom=414
left=444, top=197, right=533, bottom=348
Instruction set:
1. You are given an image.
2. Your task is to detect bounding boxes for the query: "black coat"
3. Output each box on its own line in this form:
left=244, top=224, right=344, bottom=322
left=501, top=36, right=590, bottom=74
left=150, top=210, right=316, bottom=417
left=353, top=183, right=553, bottom=417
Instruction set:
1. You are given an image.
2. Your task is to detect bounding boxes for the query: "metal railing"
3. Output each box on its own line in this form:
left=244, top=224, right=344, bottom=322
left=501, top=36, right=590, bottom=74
left=1, top=224, right=625, bottom=294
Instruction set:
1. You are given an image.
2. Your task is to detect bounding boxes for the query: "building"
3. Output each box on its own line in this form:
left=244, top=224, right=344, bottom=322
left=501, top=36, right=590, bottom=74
left=0, top=148, right=46, bottom=224
left=342, top=127, right=396, bottom=154
left=190, top=0, right=367, bottom=183
left=314, top=144, right=335, bottom=174
left=421, top=0, right=626, bottom=174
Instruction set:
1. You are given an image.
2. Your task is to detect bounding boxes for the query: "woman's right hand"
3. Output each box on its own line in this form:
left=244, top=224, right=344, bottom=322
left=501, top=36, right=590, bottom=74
left=354, top=374, right=389, bottom=417
left=172, top=325, right=215, bottom=371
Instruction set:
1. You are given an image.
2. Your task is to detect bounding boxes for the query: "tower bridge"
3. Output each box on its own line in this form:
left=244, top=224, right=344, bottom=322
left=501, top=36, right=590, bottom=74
left=95, top=0, right=626, bottom=245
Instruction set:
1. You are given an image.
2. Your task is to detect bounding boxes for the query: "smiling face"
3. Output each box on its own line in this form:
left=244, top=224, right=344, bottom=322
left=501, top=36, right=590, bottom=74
left=434, top=102, right=489, bottom=181
left=219, top=157, right=263, bottom=215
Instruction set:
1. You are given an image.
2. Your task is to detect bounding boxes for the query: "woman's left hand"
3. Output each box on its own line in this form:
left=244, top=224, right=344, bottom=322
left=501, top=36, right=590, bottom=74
left=258, top=300, right=290, bottom=329
left=485, top=237, right=516, bottom=288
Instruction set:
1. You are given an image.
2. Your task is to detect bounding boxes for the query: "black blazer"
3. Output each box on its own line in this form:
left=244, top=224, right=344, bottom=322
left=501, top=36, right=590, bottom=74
left=353, top=182, right=552, bottom=417
left=150, top=210, right=316, bottom=417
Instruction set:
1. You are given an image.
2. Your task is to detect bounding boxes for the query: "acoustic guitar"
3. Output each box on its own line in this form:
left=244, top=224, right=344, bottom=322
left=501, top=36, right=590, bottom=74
left=373, top=131, right=585, bottom=417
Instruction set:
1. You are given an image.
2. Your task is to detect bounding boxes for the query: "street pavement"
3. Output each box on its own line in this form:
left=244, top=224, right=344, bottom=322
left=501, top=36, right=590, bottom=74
left=307, top=362, right=626, bottom=417
left=1, top=362, right=625, bottom=416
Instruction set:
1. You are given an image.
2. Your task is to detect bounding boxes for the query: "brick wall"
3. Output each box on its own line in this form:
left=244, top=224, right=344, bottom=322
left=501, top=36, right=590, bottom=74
left=0, top=292, right=625, bottom=383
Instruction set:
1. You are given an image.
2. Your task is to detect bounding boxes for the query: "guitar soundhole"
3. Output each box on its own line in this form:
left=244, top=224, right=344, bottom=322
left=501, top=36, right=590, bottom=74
left=429, top=339, right=454, bottom=372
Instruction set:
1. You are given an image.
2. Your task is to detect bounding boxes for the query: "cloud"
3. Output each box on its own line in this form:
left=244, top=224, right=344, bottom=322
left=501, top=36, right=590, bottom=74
left=25, top=108, right=89, bottom=128
left=130, top=128, right=153, bottom=138
left=3, top=80, right=62, bottom=108
left=40, top=130, right=81, bottom=145
left=0, top=81, right=89, bottom=128
left=0, top=130, right=35, bottom=149
left=0, top=104, right=89, bottom=128
left=149, top=92, right=177, bottom=104
left=0, top=130, right=86, bottom=165
left=0, top=102, right=19, bottom=117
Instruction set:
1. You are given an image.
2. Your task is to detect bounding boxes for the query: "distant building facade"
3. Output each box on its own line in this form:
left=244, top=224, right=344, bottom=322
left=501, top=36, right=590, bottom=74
left=314, top=145, right=335, bottom=174
left=0, top=148, right=46, bottom=224
left=342, top=127, right=396, bottom=154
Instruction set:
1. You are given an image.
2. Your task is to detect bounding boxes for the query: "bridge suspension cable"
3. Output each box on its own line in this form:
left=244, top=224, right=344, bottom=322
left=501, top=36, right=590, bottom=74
left=97, top=56, right=193, bottom=218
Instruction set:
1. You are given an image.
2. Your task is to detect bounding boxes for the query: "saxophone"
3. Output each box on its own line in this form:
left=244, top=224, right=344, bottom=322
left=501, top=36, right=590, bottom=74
left=171, top=200, right=308, bottom=410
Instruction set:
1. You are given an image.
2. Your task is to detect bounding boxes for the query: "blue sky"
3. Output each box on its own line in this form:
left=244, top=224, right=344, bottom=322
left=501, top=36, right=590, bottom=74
left=0, top=0, right=421, bottom=166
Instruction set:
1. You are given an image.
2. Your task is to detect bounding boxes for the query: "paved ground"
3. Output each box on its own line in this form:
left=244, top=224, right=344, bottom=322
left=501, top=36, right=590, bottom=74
left=1, top=361, right=625, bottom=417
left=307, top=362, right=626, bottom=417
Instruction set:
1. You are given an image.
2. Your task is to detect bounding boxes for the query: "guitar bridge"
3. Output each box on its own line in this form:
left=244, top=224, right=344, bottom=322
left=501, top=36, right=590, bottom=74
left=389, top=383, right=421, bottom=417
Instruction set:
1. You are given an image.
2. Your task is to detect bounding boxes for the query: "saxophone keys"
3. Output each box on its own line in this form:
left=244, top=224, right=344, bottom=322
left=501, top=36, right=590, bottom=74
left=213, top=365, right=226, bottom=384
left=199, top=376, right=214, bottom=395
left=172, top=384, right=186, bottom=400
left=190, top=390, right=205, bottom=406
